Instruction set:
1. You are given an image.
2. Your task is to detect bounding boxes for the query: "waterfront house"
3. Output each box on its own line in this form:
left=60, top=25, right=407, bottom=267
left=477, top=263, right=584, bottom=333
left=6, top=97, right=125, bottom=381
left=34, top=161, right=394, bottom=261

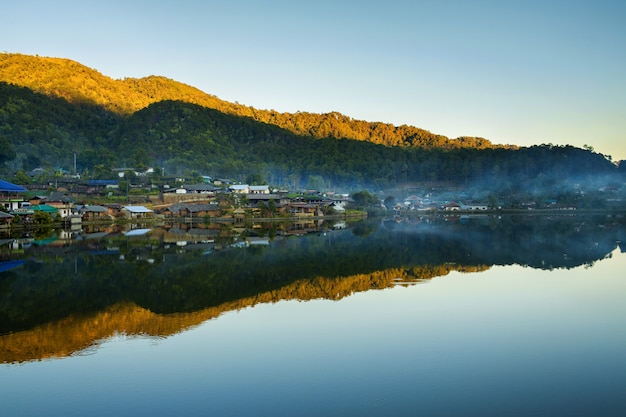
left=160, top=203, right=220, bottom=218
left=288, top=202, right=317, bottom=217
left=0, top=211, right=14, bottom=225
left=0, top=179, right=27, bottom=211
left=43, top=192, right=75, bottom=218
left=121, top=205, right=154, bottom=219
left=103, top=204, right=124, bottom=218
left=442, top=202, right=461, bottom=211
left=460, top=202, right=489, bottom=211
left=79, top=205, right=110, bottom=221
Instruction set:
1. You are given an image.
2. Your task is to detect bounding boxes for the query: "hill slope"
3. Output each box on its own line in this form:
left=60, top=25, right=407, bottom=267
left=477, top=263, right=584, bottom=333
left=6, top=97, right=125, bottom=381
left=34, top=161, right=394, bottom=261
left=0, top=52, right=506, bottom=150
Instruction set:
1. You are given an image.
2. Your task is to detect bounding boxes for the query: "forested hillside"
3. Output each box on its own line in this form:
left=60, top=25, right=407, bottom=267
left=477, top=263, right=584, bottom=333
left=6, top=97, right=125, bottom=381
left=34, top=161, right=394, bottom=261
left=0, top=53, right=505, bottom=150
left=0, top=52, right=621, bottom=192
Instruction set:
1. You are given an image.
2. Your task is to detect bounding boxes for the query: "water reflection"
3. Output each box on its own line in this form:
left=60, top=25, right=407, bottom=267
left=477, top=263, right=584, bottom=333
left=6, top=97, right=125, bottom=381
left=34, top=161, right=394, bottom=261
left=0, top=214, right=624, bottom=364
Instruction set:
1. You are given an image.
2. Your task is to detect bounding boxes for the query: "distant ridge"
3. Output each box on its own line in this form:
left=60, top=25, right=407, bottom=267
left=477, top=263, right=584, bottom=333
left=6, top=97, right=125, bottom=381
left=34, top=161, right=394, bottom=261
left=0, top=52, right=509, bottom=151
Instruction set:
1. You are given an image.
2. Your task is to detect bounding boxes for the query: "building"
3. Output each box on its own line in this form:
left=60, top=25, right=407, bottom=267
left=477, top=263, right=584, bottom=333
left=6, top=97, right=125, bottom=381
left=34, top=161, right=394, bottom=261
left=230, top=184, right=250, bottom=194
left=0, top=179, right=27, bottom=211
left=121, top=205, right=154, bottom=219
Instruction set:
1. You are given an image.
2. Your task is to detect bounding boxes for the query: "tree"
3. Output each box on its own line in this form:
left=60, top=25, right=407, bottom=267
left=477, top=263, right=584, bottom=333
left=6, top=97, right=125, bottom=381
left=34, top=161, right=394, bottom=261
left=246, top=173, right=265, bottom=185
left=33, top=211, right=53, bottom=225
left=351, top=191, right=380, bottom=208
left=12, top=170, right=31, bottom=185
left=0, top=134, right=16, bottom=164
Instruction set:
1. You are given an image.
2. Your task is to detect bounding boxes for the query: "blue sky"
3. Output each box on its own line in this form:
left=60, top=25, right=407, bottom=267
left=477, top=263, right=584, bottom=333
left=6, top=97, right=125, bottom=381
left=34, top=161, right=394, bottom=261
left=3, top=0, right=626, bottom=161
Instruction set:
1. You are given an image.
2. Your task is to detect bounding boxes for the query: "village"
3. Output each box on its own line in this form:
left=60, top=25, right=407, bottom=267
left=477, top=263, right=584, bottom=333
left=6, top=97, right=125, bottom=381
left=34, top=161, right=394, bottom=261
left=0, top=174, right=355, bottom=227
left=1, top=166, right=625, bottom=228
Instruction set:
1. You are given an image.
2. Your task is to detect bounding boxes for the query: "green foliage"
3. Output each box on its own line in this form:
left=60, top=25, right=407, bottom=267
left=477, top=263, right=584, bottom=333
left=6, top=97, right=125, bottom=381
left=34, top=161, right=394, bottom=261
left=0, top=53, right=506, bottom=151
left=0, top=53, right=621, bottom=192
left=33, top=211, right=53, bottom=225
left=351, top=191, right=381, bottom=208
left=12, top=170, right=30, bottom=185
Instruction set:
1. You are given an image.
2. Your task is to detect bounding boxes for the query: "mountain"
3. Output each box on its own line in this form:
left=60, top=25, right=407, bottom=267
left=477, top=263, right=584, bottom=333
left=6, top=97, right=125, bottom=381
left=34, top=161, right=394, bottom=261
left=0, top=52, right=503, bottom=150
left=0, top=52, right=621, bottom=193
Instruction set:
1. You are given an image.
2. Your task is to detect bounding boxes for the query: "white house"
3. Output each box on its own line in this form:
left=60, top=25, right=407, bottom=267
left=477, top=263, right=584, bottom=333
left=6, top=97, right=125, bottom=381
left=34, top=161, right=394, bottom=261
left=230, top=184, right=250, bottom=194
left=249, top=185, right=270, bottom=194
left=121, top=205, right=154, bottom=219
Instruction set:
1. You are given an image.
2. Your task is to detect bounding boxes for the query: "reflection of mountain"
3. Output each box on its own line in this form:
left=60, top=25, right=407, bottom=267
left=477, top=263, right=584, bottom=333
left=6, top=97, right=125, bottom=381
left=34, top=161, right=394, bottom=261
left=0, top=214, right=623, bottom=345
left=0, top=264, right=486, bottom=363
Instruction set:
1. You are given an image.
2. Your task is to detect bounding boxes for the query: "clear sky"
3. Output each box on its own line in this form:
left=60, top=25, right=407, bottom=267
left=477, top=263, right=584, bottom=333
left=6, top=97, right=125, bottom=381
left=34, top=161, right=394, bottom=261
left=3, top=0, right=626, bottom=161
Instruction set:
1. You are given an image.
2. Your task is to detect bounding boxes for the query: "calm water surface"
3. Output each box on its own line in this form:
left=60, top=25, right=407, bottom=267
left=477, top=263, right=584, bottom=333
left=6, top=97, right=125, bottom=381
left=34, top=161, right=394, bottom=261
left=1, top=215, right=625, bottom=416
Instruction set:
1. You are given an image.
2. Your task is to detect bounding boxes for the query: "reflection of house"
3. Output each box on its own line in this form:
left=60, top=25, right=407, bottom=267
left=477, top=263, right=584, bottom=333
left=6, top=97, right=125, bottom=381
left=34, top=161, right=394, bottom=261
left=246, top=237, right=270, bottom=245
left=233, top=208, right=246, bottom=221
left=121, top=205, right=154, bottom=219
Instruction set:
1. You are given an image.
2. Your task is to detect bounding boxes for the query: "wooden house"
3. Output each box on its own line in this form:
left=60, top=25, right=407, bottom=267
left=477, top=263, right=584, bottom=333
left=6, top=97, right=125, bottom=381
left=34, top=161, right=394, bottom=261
left=79, top=205, right=110, bottom=221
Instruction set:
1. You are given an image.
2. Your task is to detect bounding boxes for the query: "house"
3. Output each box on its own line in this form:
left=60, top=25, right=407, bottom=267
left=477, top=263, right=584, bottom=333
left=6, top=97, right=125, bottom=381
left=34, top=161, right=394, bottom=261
left=187, top=184, right=220, bottom=194
left=287, top=202, right=317, bottom=217
left=160, top=203, right=221, bottom=218
left=460, top=202, right=489, bottom=211
left=28, top=196, right=46, bottom=206
left=0, top=211, right=14, bottom=225
left=246, top=194, right=288, bottom=207
left=327, top=200, right=346, bottom=213
left=229, top=184, right=249, bottom=194
left=31, top=204, right=59, bottom=215
left=213, top=178, right=233, bottom=186
left=79, top=205, right=110, bottom=221
left=249, top=185, right=270, bottom=194
left=121, top=205, right=154, bottom=219
left=0, top=179, right=27, bottom=211
left=103, top=203, right=124, bottom=218
left=442, top=202, right=461, bottom=211
left=404, top=195, right=423, bottom=208
left=43, top=192, right=75, bottom=218
left=87, top=180, right=119, bottom=194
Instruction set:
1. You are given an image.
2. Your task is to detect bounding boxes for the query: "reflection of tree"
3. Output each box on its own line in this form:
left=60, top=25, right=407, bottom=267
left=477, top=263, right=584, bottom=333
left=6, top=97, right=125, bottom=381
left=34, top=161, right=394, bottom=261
left=0, top=214, right=623, bottom=338
left=350, top=220, right=378, bottom=238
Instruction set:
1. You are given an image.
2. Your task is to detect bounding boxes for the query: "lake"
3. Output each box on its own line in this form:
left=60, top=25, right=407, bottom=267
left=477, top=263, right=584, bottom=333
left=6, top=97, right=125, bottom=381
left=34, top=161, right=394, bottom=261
left=1, top=214, right=625, bottom=417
